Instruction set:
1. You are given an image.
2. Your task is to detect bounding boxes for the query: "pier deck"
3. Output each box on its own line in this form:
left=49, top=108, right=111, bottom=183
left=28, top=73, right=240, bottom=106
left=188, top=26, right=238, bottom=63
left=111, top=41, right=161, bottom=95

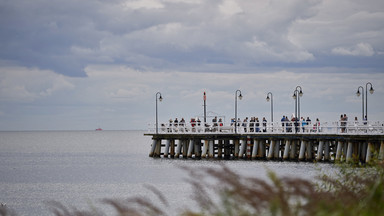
left=145, top=121, right=384, bottom=163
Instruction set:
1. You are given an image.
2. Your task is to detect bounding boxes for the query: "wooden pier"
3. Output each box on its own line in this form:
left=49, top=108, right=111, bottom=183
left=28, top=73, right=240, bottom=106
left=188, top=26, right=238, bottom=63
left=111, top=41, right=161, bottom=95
left=145, top=121, right=384, bottom=163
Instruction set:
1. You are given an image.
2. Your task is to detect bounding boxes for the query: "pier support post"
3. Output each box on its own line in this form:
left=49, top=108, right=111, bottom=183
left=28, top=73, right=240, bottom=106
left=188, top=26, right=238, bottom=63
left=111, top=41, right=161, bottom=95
left=182, top=140, right=188, bottom=158
left=224, top=140, right=230, bottom=159
left=259, top=140, right=266, bottom=159
left=346, top=141, right=353, bottom=163
left=154, top=140, right=162, bottom=157
left=234, top=139, right=240, bottom=158
left=175, top=140, right=182, bottom=158
left=239, top=139, right=246, bottom=158
left=217, top=140, right=223, bottom=159
left=343, top=142, right=348, bottom=161
left=299, top=140, right=306, bottom=161
left=283, top=140, right=290, bottom=160
left=274, top=140, right=280, bottom=159
left=366, top=142, right=374, bottom=163
left=290, top=140, right=297, bottom=160
left=252, top=139, right=259, bottom=159
left=335, top=141, right=343, bottom=162
left=164, top=139, right=170, bottom=158
left=306, top=141, right=313, bottom=161
left=170, top=139, right=175, bottom=158
left=246, top=136, right=252, bottom=159
left=149, top=139, right=157, bottom=157
left=316, top=140, right=324, bottom=161
left=194, top=139, right=201, bottom=158
left=208, top=140, right=214, bottom=158
left=187, top=140, right=194, bottom=158
left=379, top=140, right=384, bottom=161
left=324, top=141, right=330, bottom=161
left=267, top=139, right=275, bottom=160
left=202, top=140, right=208, bottom=158
left=360, top=142, right=367, bottom=162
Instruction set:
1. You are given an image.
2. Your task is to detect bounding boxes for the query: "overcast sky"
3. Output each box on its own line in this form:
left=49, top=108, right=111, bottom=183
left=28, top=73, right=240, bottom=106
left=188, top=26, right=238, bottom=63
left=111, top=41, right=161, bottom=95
left=0, top=0, right=383, bottom=130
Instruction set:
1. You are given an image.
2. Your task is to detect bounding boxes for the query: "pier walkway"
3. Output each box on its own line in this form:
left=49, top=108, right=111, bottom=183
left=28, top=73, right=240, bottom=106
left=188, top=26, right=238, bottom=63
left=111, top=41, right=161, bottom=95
left=145, top=121, right=384, bottom=163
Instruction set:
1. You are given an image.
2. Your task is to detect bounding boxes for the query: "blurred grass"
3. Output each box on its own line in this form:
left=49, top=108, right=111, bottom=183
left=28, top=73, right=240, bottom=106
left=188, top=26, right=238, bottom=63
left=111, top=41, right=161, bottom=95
left=1, top=161, right=384, bottom=216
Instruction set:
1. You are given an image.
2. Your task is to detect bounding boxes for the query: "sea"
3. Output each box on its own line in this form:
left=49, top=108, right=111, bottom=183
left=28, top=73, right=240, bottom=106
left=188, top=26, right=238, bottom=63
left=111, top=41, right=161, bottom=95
left=0, top=130, right=336, bottom=215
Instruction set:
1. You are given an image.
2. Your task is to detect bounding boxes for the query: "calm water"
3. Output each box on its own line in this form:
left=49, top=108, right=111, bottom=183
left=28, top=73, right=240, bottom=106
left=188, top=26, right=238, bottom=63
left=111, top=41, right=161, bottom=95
left=0, top=131, right=335, bottom=215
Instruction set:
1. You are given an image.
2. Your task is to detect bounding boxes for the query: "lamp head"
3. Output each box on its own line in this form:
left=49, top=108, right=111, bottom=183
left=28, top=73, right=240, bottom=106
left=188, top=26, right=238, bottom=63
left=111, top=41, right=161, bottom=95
left=159, top=95, right=163, bottom=102
left=356, top=90, right=360, bottom=97
left=266, top=95, right=270, bottom=102
left=369, top=86, right=374, bottom=94
left=292, top=93, right=297, bottom=99
left=238, top=93, right=243, bottom=100
left=299, top=90, right=303, bottom=97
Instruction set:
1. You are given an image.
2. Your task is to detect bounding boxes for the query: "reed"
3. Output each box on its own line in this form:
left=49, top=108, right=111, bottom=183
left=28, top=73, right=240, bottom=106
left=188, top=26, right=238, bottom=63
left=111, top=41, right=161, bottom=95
left=2, top=162, right=384, bottom=216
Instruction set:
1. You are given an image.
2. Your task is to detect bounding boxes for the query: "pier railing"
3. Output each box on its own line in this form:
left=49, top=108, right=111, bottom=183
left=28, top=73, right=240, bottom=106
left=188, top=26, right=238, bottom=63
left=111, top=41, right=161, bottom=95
left=148, top=121, right=384, bottom=135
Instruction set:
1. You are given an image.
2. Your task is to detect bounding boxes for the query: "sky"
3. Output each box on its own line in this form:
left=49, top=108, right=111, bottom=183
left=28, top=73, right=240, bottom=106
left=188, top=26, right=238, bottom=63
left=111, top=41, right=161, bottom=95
left=0, top=0, right=383, bottom=131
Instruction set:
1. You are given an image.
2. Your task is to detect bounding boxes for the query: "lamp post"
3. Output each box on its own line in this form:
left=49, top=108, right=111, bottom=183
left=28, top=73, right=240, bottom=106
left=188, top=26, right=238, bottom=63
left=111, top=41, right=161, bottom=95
left=365, top=82, right=374, bottom=121
left=293, top=86, right=303, bottom=133
left=356, top=83, right=374, bottom=122
left=356, top=86, right=364, bottom=121
left=266, top=92, right=273, bottom=123
left=155, top=92, right=163, bottom=134
left=234, top=90, right=243, bottom=134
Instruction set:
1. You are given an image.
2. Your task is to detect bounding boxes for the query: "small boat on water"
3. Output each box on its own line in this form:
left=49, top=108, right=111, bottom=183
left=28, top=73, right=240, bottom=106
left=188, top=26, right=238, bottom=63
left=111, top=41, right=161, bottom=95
left=95, top=128, right=103, bottom=131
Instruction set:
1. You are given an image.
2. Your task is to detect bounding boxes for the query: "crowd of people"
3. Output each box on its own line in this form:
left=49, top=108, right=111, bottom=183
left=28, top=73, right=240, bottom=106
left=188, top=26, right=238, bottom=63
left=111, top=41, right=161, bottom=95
left=160, top=114, right=369, bottom=133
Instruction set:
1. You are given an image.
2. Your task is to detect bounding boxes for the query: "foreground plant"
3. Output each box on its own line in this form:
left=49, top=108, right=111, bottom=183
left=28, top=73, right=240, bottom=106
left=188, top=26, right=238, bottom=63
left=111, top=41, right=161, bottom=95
left=3, top=162, right=384, bottom=216
left=182, top=162, right=384, bottom=216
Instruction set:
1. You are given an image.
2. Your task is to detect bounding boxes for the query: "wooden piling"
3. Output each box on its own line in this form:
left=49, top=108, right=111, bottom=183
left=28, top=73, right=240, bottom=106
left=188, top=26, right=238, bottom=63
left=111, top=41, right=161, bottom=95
left=267, top=139, right=275, bottom=160
left=252, top=139, right=259, bottom=159
left=346, top=141, right=353, bottom=163
left=316, top=140, right=324, bottom=161
left=187, top=139, right=194, bottom=158
left=283, top=139, right=290, bottom=160
left=366, top=142, right=373, bottom=163
left=145, top=132, right=384, bottom=163
left=164, top=139, right=170, bottom=158
left=379, top=140, right=384, bottom=161
left=299, top=140, right=306, bottom=161
left=149, top=139, right=157, bottom=157
left=208, top=140, right=214, bottom=158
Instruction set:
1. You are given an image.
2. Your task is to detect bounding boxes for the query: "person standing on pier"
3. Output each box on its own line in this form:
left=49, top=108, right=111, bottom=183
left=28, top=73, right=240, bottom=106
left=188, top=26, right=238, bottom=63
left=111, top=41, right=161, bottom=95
left=242, top=117, right=248, bottom=132
left=168, top=119, right=173, bottom=132
left=256, top=117, right=260, bottom=132
left=212, top=116, right=218, bottom=127
left=301, top=117, right=306, bottom=132
left=340, top=114, right=348, bottom=133
left=344, top=114, right=348, bottom=132
left=250, top=117, right=255, bottom=132
left=262, top=117, right=267, bottom=132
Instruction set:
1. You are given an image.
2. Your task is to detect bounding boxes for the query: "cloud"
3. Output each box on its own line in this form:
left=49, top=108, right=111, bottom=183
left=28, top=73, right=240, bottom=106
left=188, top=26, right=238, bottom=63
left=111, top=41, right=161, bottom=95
left=0, top=0, right=347, bottom=76
left=0, top=64, right=383, bottom=130
left=122, top=0, right=165, bottom=10
left=332, top=43, right=375, bottom=56
left=288, top=0, right=384, bottom=58
left=0, top=66, right=75, bottom=102
left=219, top=0, right=243, bottom=16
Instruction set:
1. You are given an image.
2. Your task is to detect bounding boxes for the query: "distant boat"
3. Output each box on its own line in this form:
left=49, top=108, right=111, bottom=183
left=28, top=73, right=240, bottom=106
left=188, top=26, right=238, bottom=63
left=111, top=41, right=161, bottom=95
left=95, top=128, right=103, bottom=131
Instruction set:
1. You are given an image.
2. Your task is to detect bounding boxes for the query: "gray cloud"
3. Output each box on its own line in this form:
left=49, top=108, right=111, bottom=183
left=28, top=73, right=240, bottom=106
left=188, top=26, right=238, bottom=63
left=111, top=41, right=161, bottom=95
left=2, top=0, right=382, bottom=77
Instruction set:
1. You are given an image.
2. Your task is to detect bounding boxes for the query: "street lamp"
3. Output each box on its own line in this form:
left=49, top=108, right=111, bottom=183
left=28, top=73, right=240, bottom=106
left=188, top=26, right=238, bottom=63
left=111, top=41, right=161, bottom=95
left=235, top=90, right=243, bottom=134
left=266, top=92, right=273, bottom=123
left=293, top=86, right=303, bottom=133
left=155, top=92, right=163, bottom=134
left=356, top=86, right=364, bottom=121
left=365, top=82, right=374, bottom=121
left=356, top=82, right=374, bottom=122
